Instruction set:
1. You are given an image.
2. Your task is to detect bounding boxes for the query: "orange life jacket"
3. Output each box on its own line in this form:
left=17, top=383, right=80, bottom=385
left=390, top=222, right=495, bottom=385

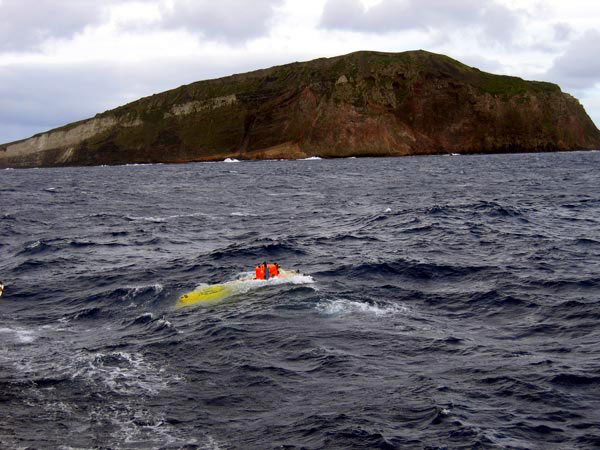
left=268, top=263, right=279, bottom=278
left=255, top=263, right=279, bottom=280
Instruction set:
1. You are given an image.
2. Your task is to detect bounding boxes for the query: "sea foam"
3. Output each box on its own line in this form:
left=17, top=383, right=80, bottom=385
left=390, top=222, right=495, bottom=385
left=316, top=299, right=408, bottom=317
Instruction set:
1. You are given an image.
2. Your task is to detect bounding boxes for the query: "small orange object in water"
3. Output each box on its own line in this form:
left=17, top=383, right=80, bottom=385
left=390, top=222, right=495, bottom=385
left=255, top=263, right=279, bottom=280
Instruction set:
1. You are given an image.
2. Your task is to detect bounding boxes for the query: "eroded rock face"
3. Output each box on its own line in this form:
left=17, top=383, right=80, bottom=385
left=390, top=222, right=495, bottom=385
left=1, top=50, right=599, bottom=168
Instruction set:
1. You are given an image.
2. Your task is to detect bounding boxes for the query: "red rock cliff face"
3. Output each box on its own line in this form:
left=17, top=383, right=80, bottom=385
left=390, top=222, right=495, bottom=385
left=1, top=50, right=599, bottom=167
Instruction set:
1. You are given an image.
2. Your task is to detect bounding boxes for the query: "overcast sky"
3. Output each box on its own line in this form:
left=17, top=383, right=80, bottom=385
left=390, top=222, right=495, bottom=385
left=1, top=0, right=599, bottom=144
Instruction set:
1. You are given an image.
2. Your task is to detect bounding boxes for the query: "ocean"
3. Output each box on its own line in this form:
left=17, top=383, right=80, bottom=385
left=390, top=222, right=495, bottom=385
left=1, top=152, right=600, bottom=449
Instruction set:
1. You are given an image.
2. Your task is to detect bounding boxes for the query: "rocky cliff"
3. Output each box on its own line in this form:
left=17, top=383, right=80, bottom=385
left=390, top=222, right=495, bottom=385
left=1, top=50, right=599, bottom=168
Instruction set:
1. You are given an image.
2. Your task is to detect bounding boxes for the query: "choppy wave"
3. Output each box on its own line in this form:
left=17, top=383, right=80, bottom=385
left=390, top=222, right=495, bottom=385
left=1, top=152, right=600, bottom=448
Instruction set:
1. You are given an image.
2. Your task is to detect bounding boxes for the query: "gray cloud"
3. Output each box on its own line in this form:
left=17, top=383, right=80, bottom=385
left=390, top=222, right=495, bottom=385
left=546, top=30, right=600, bottom=90
left=158, top=0, right=284, bottom=42
left=0, top=52, right=292, bottom=143
left=529, top=22, right=575, bottom=53
left=0, top=62, right=121, bottom=142
left=320, top=0, right=520, bottom=43
left=0, top=0, right=283, bottom=53
left=553, top=23, right=574, bottom=42
left=0, top=0, right=110, bottom=51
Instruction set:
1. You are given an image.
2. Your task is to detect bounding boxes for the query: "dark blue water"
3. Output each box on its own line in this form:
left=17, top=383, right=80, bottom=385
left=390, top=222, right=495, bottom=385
left=1, top=152, right=600, bottom=449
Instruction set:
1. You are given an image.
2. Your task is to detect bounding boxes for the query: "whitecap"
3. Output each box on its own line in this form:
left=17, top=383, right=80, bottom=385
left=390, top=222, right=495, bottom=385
left=132, top=312, right=174, bottom=330
left=62, top=350, right=186, bottom=446
left=28, top=240, right=41, bottom=249
left=126, top=215, right=167, bottom=222
left=300, top=156, right=322, bottom=160
left=118, top=409, right=186, bottom=446
left=122, top=283, right=164, bottom=301
left=136, top=312, right=155, bottom=320
left=173, top=212, right=209, bottom=219
left=316, top=299, right=408, bottom=317
left=0, top=326, right=37, bottom=343
left=127, top=212, right=208, bottom=222
left=156, top=318, right=173, bottom=329
left=70, top=351, right=181, bottom=395
left=223, top=157, right=240, bottom=163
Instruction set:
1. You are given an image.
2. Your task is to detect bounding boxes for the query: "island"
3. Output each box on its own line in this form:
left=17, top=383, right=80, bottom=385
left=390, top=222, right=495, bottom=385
left=1, top=50, right=599, bottom=168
